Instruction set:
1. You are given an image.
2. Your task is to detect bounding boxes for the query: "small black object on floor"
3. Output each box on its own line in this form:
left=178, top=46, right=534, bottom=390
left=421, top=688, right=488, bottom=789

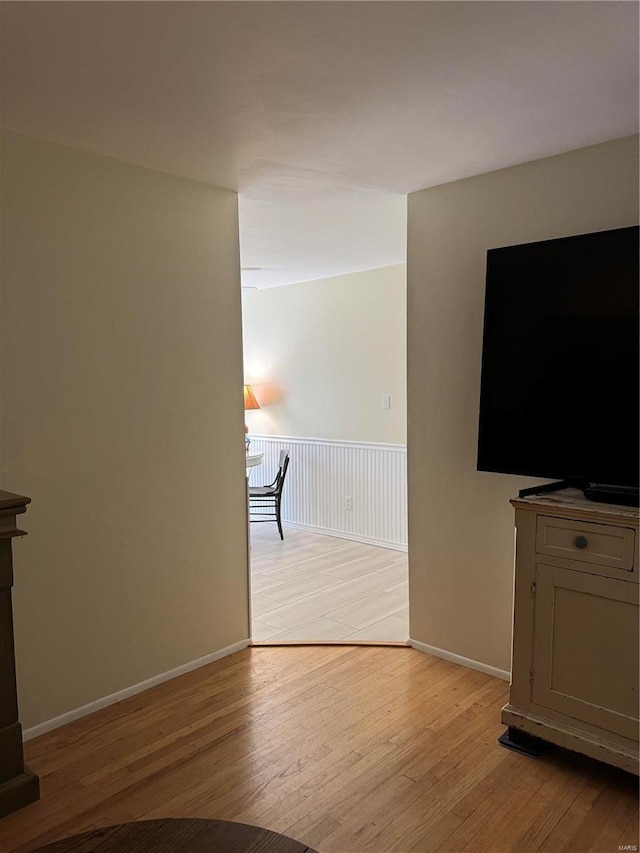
left=498, top=726, right=548, bottom=758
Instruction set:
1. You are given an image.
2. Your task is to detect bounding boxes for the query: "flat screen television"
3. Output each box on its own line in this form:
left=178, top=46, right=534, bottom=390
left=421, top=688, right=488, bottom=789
left=477, top=225, right=639, bottom=506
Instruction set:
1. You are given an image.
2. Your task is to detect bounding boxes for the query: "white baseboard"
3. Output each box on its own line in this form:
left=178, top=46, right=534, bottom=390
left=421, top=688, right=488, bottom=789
left=409, top=638, right=510, bottom=682
left=282, top=520, right=408, bottom=553
left=23, top=639, right=251, bottom=742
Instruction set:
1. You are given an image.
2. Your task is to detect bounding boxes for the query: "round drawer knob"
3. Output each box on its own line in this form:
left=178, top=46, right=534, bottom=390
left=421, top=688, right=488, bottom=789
left=574, top=535, right=588, bottom=550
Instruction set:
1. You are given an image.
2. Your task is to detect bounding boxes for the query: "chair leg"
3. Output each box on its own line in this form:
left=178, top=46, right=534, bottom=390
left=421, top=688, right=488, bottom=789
left=276, top=498, right=284, bottom=540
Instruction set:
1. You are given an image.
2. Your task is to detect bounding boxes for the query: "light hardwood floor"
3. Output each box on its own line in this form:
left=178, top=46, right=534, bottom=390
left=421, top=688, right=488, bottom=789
left=250, top=524, right=409, bottom=642
left=3, top=646, right=637, bottom=853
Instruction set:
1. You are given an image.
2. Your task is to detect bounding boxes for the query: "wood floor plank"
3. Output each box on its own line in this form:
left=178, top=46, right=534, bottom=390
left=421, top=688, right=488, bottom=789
left=617, top=811, right=640, bottom=851
left=492, top=757, right=588, bottom=853
left=1, top=647, right=637, bottom=853
left=556, top=772, right=640, bottom=853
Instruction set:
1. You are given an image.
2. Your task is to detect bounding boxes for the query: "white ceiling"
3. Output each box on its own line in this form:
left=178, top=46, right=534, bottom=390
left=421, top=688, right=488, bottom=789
left=1, top=2, right=638, bottom=288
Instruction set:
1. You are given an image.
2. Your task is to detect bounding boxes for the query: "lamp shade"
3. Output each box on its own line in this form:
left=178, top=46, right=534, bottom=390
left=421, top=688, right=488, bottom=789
left=243, top=385, right=261, bottom=411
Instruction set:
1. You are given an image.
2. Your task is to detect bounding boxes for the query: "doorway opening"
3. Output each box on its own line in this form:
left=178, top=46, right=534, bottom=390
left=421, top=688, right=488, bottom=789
left=241, top=265, right=408, bottom=644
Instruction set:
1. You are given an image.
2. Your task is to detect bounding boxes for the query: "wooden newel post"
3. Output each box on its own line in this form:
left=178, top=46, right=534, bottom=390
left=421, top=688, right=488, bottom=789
left=0, top=490, right=40, bottom=817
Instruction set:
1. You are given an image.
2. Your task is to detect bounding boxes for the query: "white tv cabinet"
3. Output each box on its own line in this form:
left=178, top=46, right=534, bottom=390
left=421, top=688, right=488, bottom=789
left=502, top=488, right=639, bottom=774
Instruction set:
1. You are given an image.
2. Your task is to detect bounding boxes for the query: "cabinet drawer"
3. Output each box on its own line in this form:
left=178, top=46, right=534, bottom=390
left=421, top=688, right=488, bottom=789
left=536, top=516, right=635, bottom=571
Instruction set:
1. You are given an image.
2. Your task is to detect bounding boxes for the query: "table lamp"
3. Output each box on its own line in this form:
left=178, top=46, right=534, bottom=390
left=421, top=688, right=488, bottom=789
left=244, top=385, right=260, bottom=447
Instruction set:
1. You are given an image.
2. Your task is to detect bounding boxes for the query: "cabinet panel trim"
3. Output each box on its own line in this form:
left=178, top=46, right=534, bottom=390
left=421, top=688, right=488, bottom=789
left=532, top=563, right=639, bottom=739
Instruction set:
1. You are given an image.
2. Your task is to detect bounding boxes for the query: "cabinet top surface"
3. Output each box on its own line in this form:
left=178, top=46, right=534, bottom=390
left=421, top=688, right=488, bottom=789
left=0, top=490, right=30, bottom=510
left=511, top=488, right=639, bottom=523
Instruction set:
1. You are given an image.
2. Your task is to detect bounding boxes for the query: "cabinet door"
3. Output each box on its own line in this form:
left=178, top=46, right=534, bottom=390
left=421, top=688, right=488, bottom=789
left=532, top=564, right=639, bottom=740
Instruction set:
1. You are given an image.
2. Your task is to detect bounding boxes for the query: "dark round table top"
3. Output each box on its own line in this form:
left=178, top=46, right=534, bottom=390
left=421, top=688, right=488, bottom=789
left=32, top=818, right=321, bottom=853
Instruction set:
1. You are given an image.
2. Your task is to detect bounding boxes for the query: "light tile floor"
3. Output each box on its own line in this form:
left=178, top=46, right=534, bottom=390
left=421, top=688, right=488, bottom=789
left=250, top=523, right=409, bottom=642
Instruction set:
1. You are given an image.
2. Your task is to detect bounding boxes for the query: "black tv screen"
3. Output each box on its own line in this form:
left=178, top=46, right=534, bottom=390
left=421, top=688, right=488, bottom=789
left=477, top=226, right=639, bottom=491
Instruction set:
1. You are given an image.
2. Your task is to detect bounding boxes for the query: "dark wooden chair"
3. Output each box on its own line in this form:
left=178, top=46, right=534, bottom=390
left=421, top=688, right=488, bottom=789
left=249, top=450, right=290, bottom=540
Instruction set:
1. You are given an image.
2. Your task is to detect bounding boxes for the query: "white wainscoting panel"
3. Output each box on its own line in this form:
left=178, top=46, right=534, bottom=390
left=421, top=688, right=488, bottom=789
left=247, top=435, right=407, bottom=550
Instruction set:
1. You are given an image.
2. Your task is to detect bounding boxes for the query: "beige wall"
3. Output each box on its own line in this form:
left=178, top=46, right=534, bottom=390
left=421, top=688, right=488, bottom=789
left=242, top=264, right=406, bottom=444
left=1, top=131, right=249, bottom=729
left=407, top=135, right=639, bottom=672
